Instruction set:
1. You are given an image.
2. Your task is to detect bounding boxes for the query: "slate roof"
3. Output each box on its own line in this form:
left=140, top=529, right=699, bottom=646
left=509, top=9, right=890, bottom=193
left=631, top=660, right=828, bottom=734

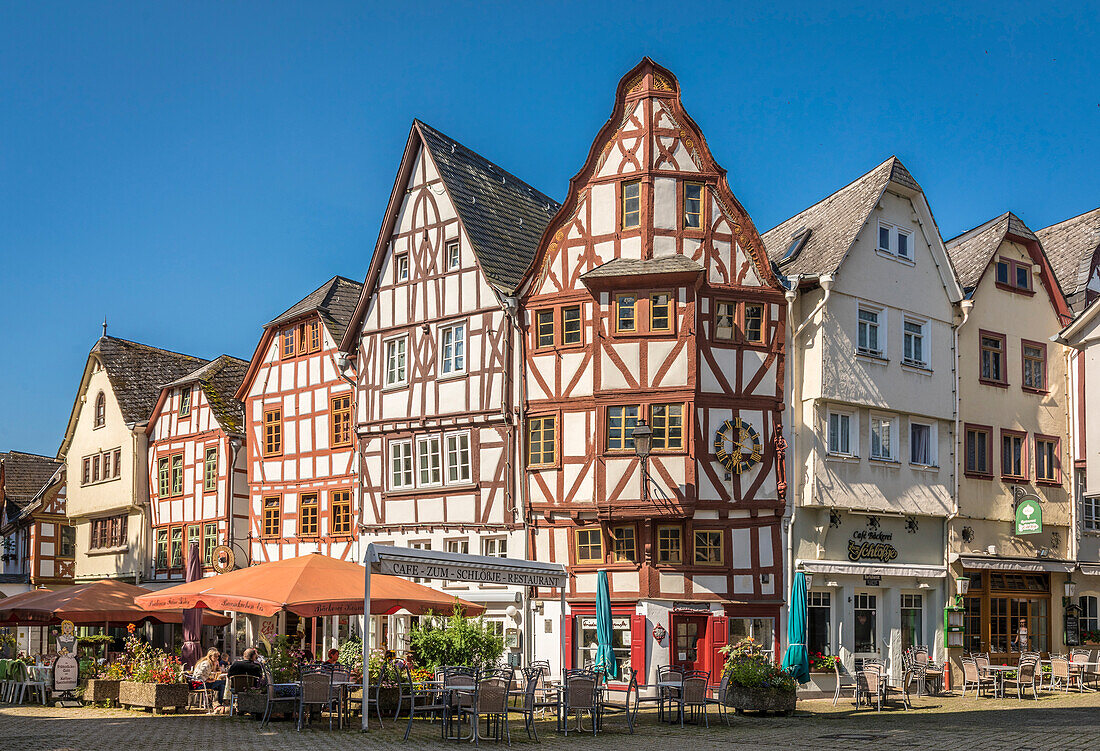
left=581, top=255, right=703, bottom=280
left=163, top=355, right=249, bottom=434
left=762, top=157, right=917, bottom=276
left=1037, top=207, right=1100, bottom=302
left=1, top=451, right=62, bottom=518
left=267, top=275, right=363, bottom=345
left=415, top=120, right=560, bottom=293
left=945, top=212, right=1038, bottom=292
left=92, top=336, right=209, bottom=425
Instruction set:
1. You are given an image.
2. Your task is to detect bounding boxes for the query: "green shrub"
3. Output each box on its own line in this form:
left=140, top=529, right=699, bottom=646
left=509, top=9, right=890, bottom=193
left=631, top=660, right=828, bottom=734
left=720, top=637, right=796, bottom=693
left=406, top=606, right=503, bottom=670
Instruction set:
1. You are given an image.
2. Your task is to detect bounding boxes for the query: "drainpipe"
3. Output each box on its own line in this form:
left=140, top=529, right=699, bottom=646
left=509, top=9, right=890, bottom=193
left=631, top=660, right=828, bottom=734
left=783, top=273, right=832, bottom=648
left=944, top=298, right=972, bottom=666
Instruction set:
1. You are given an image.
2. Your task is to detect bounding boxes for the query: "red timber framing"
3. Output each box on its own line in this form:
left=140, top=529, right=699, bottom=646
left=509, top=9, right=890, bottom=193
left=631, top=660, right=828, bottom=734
left=0, top=458, right=74, bottom=587
left=339, top=121, right=539, bottom=567
left=236, top=287, right=361, bottom=564
left=519, top=59, right=786, bottom=637
left=146, top=357, right=249, bottom=581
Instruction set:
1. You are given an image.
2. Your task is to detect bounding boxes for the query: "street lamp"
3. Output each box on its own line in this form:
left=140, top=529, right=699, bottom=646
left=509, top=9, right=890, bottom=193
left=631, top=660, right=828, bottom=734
left=1065, top=578, right=1078, bottom=599
left=954, top=575, right=970, bottom=607
left=632, top=420, right=653, bottom=505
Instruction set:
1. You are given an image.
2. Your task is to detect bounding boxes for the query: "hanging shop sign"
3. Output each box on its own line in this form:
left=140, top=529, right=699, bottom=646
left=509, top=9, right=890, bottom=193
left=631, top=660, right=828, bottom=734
left=211, top=545, right=236, bottom=573
left=652, top=623, right=667, bottom=646
left=1015, top=496, right=1043, bottom=535
left=847, top=529, right=899, bottom=563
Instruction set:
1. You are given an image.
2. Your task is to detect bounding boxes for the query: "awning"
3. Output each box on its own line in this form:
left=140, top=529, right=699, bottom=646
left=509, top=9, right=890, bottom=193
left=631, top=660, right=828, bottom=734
left=1078, top=563, right=1100, bottom=577
left=958, top=555, right=1076, bottom=573
left=798, top=559, right=947, bottom=579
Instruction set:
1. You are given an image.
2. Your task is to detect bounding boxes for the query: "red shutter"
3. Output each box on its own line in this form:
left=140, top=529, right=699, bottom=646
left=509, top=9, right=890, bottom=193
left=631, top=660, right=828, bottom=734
left=563, top=612, right=574, bottom=670
left=630, top=614, right=646, bottom=678
left=709, top=615, right=729, bottom=679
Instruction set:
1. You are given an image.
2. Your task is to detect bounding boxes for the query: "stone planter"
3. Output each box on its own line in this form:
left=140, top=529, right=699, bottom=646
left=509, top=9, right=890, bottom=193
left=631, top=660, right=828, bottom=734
left=799, top=672, right=837, bottom=700
left=84, top=678, right=121, bottom=706
left=118, top=681, right=190, bottom=714
left=725, top=684, right=796, bottom=715
left=235, top=691, right=268, bottom=719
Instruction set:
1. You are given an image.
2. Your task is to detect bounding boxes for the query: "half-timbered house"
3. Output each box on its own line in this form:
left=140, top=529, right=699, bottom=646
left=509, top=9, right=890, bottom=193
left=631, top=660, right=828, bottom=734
left=520, top=59, right=787, bottom=682
left=145, top=355, right=249, bottom=586
left=59, top=335, right=207, bottom=584
left=340, top=120, right=559, bottom=656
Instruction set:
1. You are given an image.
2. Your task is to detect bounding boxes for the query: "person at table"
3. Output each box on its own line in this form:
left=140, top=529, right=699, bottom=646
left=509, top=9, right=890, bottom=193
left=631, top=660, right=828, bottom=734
left=227, top=648, right=264, bottom=683
left=326, top=648, right=340, bottom=666
left=192, top=648, right=226, bottom=706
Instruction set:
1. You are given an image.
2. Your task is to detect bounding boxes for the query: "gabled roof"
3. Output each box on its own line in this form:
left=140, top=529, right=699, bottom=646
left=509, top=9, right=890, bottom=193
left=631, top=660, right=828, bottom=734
left=91, top=336, right=209, bottom=426
left=1057, top=295, right=1100, bottom=347
left=341, top=120, right=560, bottom=353
left=1036, top=207, right=1100, bottom=300
left=763, top=157, right=920, bottom=276
left=266, top=275, right=363, bottom=345
left=415, top=120, right=560, bottom=293
left=580, top=255, right=703, bottom=280
left=161, top=355, right=249, bottom=435
left=1, top=451, right=62, bottom=508
left=945, top=212, right=1040, bottom=291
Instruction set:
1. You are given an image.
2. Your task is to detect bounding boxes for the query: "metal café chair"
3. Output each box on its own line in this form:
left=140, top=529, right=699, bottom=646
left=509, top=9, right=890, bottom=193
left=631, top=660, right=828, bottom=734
left=227, top=673, right=258, bottom=716
left=392, top=659, right=448, bottom=742
left=706, top=668, right=733, bottom=725
left=260, top=666, right=299, bottom=728
left=596, top=667, right=639, bottom=734
left=297, top=667, right=339, bottom=731
left=510, top=666, right=558, bottom=742
left=669, top=670, right=709, bottom=727
left=1050, top=656, right=1080, bottom=693
left=458, top=668, right=512, bottom=746
left=561, top=668, right=598, bottom=736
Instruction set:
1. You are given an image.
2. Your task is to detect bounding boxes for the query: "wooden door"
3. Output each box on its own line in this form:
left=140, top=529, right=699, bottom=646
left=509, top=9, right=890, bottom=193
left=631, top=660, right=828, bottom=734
left=672, top=615, right=708, bottom=671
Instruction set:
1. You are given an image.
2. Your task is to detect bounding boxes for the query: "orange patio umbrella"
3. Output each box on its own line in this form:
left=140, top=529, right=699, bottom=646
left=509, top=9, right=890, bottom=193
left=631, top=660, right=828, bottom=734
left=134, top=552, right=485, bottom=618
left=0, top=579, right=230, bottom=626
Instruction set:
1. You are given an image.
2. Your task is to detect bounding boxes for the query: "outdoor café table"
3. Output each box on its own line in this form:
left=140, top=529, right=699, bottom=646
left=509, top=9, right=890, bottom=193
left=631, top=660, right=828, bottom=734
left=983, top=664, right=1017, bottom=698
left=655, top=679, right=682, bottom=722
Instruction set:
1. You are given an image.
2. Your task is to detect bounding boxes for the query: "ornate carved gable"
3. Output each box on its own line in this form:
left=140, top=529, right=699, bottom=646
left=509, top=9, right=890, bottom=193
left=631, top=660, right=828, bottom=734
left=524, top=58, right=781, bottom=300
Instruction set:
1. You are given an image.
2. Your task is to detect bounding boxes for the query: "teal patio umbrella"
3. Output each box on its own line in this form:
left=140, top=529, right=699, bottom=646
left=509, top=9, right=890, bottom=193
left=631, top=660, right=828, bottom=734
left=781, top=571, right=810, bottom=683
left=593, top=570, right=618, bottom=680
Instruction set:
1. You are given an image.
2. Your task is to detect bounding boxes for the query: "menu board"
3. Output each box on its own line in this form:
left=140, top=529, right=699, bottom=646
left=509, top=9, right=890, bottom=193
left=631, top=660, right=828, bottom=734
left=1065, top=610, right=1081, bottom=647
left=53, top=654, right=79, bottom=691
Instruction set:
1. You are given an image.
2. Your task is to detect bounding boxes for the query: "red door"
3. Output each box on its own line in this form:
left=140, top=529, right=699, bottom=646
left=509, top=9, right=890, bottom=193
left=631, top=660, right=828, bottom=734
left=671, top=615, right=708, bottom=671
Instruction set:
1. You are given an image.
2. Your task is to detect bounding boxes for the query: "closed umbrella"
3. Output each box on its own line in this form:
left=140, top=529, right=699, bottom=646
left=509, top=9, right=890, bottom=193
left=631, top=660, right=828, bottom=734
left=593, top=570, right=618, bottom=680
left=781, top=571, right=810, bottom=684
left=180, top=542, right=203, bottom=669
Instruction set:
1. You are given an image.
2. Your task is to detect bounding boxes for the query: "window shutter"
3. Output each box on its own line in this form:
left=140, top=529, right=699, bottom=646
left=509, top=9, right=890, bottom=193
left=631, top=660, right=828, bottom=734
left=709, top=614, right=729, bottom=678
left=563, top=612, right=574, bottom=671
left=630, top=614, right=646, bottom=679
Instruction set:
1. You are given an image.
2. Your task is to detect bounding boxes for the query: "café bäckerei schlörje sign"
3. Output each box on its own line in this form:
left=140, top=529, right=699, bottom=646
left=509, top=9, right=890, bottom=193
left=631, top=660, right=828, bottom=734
left=1015, top=496, right=1043, bottom=535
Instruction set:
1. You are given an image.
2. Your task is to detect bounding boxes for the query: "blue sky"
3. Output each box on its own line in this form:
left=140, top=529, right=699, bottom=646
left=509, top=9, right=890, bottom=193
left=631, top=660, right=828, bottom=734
left=1, top=1, right=1097, bottom=455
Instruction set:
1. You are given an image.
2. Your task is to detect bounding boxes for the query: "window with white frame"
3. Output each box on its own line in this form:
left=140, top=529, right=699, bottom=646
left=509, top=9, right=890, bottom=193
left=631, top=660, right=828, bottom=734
left=857, top=306, right=884, bottom=357
left=878, top=221, right=914, bottom=261
left=903, top=318, right=928, bottom=368
left=807, top=591, right=831, bottom=655
left=482, top=537, right=507, bottom=558
left=395, top=252, right=409, bottom=282
left=445, top=538, right=469, bottom=555
left=445, top=240, right=460, bottom=271
left=385, top=336, right=407, bottom=386
left=446, top=431, right=471, bottom=484
left=440, top=323, right=466, bottom=376
left=1083, top=495, right=1100, bottom=532
left=417, top=435, right=442, bottom=486
left=910, top=421, right=936, bottom=466
left=870, top=414, right=895, bottom=461
left=389, top=440, right=414, bottom=490
left=1080, top=595, right=1099, bottom=632
left=827, top=410, right=854, bottom=456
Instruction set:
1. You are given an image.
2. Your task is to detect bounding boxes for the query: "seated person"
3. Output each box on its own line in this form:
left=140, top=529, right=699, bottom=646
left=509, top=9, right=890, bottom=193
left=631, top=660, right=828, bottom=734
left=326, top=648, right=341, bottom=666
left=227, top=647, right=264, bottom=683
left=191, top=648, right=226, bottom=707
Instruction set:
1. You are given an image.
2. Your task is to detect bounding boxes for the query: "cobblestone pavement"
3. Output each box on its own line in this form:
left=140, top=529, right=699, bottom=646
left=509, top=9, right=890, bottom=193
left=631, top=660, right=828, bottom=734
left=4, top=691, right=1100, bottom=751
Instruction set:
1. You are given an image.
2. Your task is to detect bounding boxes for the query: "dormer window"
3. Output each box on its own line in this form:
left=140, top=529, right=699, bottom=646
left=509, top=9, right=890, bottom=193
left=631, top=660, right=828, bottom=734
left=622, top=180, right=641, bottom=229
left=94, top=392, right=106, bottom=428
left=178, top=388, right=191, bottom=418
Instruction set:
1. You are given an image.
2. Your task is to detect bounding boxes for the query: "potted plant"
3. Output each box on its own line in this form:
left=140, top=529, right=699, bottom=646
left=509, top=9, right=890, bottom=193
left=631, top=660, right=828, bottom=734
left=719, top=637, right=797, bottom=715
left=1082, top=629, right=1100, bottom=647
left=116, top=624, right=189, bottom=714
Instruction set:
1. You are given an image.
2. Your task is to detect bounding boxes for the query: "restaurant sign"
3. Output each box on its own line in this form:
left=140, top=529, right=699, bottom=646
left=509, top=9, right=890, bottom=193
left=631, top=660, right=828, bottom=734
left=1015, top=496, right=1043, bottom=535
left=847, top=530, right=898, bottom=563
left=377, top=559, right=566, bottom=588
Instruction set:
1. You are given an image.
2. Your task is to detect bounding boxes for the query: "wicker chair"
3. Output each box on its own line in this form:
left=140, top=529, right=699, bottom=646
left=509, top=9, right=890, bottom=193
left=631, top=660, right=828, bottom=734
left=227, top=673, right=258, bottom=716
left=913, top=647, right=944, bottom=695
left=1070, top=649, right=1096, bottom=688
left=597, top=667, right=638, bottom=734
left=669, top=670, right=710, bottom=727
left=260, top=666, right=299, bottom=728
left=959, top=657, right=994, bottom=699
left=1003, top=655, right=1039, bottom=700
left=562, top=668, right=598, bottom=736
left=1050, top=656, right=1080, bottom=693
left=831, top=659, right=859, bottom=706
left=297, top=668, right=338, bottom=730
left=705, top=669, right=732, bottom=726
left=457, top=669, right=512, bottom=746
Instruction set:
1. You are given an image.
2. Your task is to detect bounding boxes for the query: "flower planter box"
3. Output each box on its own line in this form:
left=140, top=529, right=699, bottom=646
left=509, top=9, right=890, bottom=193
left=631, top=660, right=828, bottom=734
left=84, top=678, right=121, bottom=706
left=118, top=681, right=190, bottom=714
left=235, top=692, right=268, bottom=719
left=799, top=672, right=838, bottom=699
left=725, top=684, right=796, bottom=715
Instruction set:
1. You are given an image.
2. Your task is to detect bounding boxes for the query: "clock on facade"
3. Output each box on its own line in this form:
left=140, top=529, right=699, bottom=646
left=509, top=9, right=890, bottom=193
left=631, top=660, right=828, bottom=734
left=713, top=417, right=763, bottom=474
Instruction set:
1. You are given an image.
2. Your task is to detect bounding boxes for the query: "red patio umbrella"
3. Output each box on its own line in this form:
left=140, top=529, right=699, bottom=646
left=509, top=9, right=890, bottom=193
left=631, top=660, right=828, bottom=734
left=134, top=552, right=485, bottom=617
left=0, top=579, right=230, bottom=626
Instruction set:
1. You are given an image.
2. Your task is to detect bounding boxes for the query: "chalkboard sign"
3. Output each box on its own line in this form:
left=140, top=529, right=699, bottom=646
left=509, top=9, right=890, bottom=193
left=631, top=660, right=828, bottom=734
left=1065, top=605, right=1082, bottom=647
left=53, top=654, right=79, bottom=692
